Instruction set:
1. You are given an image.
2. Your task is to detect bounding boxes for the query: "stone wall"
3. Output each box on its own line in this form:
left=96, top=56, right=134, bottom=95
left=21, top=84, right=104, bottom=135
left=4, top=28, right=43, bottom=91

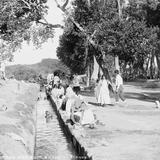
left=0, top=80, right=39, bottom=160
left=48, top=95, right=92, bottom=160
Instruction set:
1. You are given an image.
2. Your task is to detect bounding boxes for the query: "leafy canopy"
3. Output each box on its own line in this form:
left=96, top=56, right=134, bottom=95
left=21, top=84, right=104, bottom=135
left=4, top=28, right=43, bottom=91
left=0, top=0, right=54, bottom=61
left=57, top=0, right=160, bottom=79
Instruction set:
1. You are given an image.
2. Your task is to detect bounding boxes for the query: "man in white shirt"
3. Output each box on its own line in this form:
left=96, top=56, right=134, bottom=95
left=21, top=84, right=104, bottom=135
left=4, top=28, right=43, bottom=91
left=115, top=70, right=126, bottom=103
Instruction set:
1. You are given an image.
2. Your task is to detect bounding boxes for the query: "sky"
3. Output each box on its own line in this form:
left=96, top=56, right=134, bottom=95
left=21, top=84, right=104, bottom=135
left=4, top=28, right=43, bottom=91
left=9, top=0, right=65, bottom=65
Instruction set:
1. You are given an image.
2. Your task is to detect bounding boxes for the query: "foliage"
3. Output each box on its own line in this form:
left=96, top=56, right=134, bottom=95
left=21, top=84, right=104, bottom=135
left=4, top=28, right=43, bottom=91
left=57, top=0, right=160, bottom=80
left=57, top=29, right=89, bottom=74
left=0, top=0, right=54, bottom=61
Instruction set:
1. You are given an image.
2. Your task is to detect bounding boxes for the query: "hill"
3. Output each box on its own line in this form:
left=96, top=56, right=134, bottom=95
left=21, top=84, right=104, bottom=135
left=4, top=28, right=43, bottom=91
left=6, top=59, right=71, bottom=81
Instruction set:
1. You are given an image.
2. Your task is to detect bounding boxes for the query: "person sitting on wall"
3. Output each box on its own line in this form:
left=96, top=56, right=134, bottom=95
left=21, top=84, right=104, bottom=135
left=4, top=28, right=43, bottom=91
left=70, top=97, right=96, bottom=128
left=62, top=85, right=75, bottom=116
left=61, top=78, right=81, bottom=115
left=70, top=86, right=96, bottom=128
left=51, top=79, right=65, bottom=109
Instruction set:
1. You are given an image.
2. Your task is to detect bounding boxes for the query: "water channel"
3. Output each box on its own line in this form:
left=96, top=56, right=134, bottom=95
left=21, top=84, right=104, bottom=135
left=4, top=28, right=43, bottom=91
left=34, top=92, right=77, bottom=160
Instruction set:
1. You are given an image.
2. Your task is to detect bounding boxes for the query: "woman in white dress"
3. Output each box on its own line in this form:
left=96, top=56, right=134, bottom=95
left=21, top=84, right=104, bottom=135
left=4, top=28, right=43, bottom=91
left=98, top=75, right=111, bottom=106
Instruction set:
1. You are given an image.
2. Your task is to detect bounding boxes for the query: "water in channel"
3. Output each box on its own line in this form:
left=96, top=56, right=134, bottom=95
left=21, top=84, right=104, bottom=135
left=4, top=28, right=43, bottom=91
left=34, top=92, right=77, bottom=160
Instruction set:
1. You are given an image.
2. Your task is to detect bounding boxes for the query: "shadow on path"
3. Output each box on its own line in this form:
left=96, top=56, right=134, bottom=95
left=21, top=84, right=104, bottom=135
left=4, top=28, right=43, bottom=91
left=125, top=92, right=160, bottom=102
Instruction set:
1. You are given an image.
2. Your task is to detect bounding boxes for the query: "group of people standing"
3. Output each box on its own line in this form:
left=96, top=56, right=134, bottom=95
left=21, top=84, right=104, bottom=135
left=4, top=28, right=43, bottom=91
left=95, top=70, right=126, bottom=106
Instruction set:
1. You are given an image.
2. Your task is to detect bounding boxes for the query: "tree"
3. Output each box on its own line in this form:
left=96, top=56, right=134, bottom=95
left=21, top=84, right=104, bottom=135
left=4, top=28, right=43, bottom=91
left=57, top=30, right=87, bottom=74
left=1, top=0, right=160, bottom=80
left=0, top=0, right=62, bottom=61
left=57, top=0, right=160, bottom=80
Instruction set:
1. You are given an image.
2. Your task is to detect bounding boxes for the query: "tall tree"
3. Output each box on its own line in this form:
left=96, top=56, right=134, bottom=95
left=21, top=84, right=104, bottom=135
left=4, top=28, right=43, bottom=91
left=0, top=0, right=63, bottom=61
left=57, top=0, right=160, bottom=80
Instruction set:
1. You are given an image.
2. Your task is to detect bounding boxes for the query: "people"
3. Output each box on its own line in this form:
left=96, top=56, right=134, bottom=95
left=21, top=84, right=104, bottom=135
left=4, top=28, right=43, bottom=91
left=114, top=69, right=126, bottom=104
left=47, top=73, right=54, bottom=85
left=97, top=75, right=111, bottom=106
left=48, top=72, right=97, bottom=128
left=38, top=74, right=43, bottom=92
left=51, top=79, right=65, bottom=109
left=64, top=86, right=76, bottom=117
left=70, top=86, right=96, bottom=128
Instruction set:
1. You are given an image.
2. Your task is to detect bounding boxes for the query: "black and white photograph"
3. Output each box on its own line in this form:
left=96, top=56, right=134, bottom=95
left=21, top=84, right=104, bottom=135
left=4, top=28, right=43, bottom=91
left=0, top=0, right=160, bottom=160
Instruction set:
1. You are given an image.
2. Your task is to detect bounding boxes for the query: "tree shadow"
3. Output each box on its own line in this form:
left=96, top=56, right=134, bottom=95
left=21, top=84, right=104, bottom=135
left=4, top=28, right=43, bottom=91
left=88, top=102, right=100, bottom=106
left=88, top=102, right=115, bottom=107
left=125, top=80, right=160, bottom=90
left=125, top=92, right=160, bottom=102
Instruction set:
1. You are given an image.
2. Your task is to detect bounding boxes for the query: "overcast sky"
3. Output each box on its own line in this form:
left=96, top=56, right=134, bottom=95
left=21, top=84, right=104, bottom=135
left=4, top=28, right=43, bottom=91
left=9, top=0, right=65, bottom=65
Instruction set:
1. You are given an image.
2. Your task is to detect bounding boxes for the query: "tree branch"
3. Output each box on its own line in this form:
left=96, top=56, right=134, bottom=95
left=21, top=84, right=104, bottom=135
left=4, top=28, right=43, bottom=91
left=21, top=0, right=31, bottom=9
left=37, top=21, right=64, bottom=29
left=62, top=0, right=69, bottom=10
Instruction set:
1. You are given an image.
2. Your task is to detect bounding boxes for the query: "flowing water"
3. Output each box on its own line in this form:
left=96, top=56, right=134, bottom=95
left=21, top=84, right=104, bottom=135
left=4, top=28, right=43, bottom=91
left=34, top=92, right=76, bottom=160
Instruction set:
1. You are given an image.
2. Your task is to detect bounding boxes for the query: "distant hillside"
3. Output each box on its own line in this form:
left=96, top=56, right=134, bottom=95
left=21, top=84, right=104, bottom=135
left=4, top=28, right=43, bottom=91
left=6, top=59, right=71, bottom=81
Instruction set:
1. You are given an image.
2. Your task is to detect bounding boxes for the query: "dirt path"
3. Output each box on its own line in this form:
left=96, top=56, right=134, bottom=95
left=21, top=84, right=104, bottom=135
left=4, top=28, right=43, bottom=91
left=80, top=82, right=160, bottom=160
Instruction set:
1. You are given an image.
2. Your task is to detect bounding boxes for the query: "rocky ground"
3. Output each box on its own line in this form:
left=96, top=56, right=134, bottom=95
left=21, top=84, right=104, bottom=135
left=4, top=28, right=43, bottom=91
left=0, top=79, right=39, bottom=160
left=77, top=81, right=160, bottom=160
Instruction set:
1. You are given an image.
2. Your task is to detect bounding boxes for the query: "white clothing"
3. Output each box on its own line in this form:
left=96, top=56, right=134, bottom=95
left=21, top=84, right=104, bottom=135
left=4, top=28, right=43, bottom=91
left=81, top=109, right=95, bottom=125
left=65, top=98, right=75, bottom=117
left=65, top=87, right=76, bottom=117
left=54, top=76, right=60, bottom=83
left=0, top=62, right=5, bottom=72
left=51, top=87, right=64, bottom=99
left=66, top=87, right=75, bottom=98
left=115, top=74, right=123, bottom=89
left=98, top=79, right=111, bottom=105
left=47, top=73, right=54, bottom=84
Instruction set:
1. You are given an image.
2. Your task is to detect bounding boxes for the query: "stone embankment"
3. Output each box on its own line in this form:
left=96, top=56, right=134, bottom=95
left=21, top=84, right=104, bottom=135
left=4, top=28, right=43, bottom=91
left=48, top=95, right=92, bottom=160
left=0, top=79, right=39, bottom=160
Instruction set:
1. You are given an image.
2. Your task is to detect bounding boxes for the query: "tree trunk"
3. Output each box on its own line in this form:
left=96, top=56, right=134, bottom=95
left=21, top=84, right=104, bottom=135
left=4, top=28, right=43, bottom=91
left=150, top=54, right=154, bottom=79
left=115, top=55, right=120, bottom=70
left=155, top=54, right=160, bottom=78
left=115, top=0, right=122, bottom=70
left=84, top=41, right=89, bottom=67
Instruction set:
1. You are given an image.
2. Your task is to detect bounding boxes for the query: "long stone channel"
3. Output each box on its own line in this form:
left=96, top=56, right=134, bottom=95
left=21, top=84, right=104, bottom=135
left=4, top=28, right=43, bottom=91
left=34, top=92, right=77, bottom=160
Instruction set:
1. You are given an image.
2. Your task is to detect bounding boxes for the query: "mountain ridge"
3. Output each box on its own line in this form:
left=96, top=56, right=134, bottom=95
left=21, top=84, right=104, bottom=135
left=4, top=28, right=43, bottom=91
left=6, top=58, right=70, bottom=81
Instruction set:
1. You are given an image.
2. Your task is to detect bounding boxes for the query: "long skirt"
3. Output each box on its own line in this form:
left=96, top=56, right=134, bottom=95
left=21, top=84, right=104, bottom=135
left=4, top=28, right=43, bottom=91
left=98, top=87, right=111, bottom=105
left=81, top=109, right=95, bottom=125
